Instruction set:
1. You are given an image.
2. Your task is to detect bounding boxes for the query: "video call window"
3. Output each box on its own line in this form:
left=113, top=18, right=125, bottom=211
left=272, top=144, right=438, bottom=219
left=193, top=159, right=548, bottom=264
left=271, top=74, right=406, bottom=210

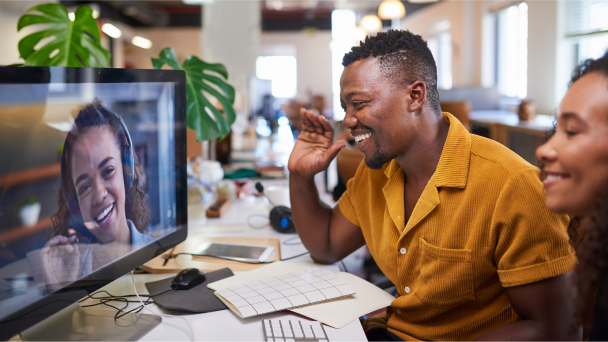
left=0, top=81, right=178, bottom=315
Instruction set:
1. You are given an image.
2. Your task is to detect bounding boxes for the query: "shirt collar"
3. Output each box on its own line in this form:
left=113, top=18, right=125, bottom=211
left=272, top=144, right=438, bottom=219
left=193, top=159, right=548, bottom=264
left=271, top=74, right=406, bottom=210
left=383, top=112, right=471, bottom=189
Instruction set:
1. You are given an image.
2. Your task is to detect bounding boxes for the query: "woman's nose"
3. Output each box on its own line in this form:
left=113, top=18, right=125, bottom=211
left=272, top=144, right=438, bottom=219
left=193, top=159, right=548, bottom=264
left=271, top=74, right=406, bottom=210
left=536, top=137, right=558, bottom=163
left=92, top=181, right=107, bottom=206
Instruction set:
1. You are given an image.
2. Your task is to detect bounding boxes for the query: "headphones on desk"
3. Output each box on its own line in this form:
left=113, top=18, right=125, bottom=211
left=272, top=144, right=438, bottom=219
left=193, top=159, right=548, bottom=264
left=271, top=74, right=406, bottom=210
left=255, top=182, right=295, bottom=234
left=60, top=104, right=135, bottom=220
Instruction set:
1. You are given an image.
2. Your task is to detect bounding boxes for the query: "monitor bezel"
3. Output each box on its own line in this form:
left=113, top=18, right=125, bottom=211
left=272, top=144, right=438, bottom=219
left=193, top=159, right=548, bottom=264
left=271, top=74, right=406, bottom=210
left=0, top=66, right=188, bottom=339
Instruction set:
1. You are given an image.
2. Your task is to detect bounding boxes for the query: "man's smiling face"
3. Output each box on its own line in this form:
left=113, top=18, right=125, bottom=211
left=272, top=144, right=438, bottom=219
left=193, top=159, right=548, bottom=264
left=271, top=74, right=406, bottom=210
left=340, top=57, right=415, bottom=169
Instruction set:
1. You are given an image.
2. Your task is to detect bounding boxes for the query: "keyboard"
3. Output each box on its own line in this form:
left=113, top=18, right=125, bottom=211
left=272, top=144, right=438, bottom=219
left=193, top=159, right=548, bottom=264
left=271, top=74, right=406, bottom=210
left=263, top=319, right=329, bottom=342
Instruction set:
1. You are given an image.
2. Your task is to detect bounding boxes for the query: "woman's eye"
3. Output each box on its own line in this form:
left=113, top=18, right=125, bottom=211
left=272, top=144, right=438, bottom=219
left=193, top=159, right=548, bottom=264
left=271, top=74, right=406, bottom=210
left=78, top=183, right=90, bottom=196
left=103, top=167, right=115, bottom=178
left=565, top=130, right=578, bottom=137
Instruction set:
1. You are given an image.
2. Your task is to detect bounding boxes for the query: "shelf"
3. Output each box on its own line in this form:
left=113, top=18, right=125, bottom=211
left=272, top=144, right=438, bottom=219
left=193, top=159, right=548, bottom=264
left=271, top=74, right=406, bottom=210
left=0, top=163, right=61, bottom=189
left=0, top=217, right=53, bottom=243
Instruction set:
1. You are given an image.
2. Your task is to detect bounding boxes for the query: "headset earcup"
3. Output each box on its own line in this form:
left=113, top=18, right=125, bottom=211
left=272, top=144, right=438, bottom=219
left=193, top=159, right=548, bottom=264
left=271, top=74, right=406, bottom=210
left=269, top=206, right=295, bottom=233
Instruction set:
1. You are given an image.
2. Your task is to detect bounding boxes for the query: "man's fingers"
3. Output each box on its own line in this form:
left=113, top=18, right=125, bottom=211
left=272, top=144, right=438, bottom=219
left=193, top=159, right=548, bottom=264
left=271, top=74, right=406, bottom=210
left=318, top=115, right=335, bottom=138
left=325, top=140, right=348, bottom=161
left=305, top=110, right=325, bottom=135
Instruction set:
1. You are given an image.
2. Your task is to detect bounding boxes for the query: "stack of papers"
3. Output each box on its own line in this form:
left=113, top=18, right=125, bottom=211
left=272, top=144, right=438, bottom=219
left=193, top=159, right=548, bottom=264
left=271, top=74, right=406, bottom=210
left=209, top=261, right=396, bottom=328
left=214, top=268, right=356, bottom=318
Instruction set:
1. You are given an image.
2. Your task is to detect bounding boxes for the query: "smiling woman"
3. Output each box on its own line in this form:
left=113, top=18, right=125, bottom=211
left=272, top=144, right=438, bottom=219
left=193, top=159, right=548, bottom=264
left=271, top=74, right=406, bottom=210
left=536, top=50, right=608, bottom=340
left=41, top=100, right=151, bottom=290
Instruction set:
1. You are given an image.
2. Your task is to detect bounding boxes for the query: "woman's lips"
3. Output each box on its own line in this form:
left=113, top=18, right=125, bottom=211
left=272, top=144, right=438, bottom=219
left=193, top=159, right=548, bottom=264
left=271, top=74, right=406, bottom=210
left=543, top=172, right=570, bottom=189
left=94, top=202, right=114, bottom=226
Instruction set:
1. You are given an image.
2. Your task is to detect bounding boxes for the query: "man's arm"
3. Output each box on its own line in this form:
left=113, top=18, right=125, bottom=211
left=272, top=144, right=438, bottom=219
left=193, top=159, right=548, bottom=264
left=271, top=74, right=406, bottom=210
left=473, top=273, right=581, bottom=341
left=288, top=109, right=366, bottom=264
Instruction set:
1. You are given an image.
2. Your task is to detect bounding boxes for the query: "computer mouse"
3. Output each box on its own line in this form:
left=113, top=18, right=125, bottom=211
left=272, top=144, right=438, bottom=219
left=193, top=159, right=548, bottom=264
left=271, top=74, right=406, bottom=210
left=171, top=268, right=206, bottom=290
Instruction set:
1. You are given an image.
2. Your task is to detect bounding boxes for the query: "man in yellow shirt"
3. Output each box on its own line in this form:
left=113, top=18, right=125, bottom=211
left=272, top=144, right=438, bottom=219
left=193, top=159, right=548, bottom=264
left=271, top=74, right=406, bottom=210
left=287, top=30, right=579, bottom=340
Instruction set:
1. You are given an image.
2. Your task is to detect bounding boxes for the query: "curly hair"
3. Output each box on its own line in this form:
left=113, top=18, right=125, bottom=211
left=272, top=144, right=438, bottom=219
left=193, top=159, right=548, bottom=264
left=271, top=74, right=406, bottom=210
left=50, top=100, right=150, bottom=240
left=342, top=29, right=441, bottom=114
left=544, top=49, right=608, bottom=333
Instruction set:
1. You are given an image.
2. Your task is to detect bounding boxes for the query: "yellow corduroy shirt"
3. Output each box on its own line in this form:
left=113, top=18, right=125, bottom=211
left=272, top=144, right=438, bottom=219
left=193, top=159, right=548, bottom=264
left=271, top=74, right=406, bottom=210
left=338, top=112, right=576, bottom=341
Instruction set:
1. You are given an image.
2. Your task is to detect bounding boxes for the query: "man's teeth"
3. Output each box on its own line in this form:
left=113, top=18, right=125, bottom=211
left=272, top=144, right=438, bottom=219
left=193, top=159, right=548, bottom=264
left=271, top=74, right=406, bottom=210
left=96, top=204, right=113, bottom=221
left=355, top=133, right=371, bottom=143
left=546, top=174, right=565, bottom=181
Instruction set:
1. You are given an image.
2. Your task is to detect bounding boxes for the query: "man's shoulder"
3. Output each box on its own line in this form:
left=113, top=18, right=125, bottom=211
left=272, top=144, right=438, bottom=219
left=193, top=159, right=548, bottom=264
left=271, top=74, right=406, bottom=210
left=469, top=134, right=538, bottom=177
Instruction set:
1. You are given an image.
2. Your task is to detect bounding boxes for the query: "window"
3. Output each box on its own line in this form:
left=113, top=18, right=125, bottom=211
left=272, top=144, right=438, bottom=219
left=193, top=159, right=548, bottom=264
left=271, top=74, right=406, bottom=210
left=566, top=0, right=608, bottom=64
left=256, top=56, right=297, bottom=98
left=496, top=2, right=528, bottom=98
left=427, top=22, right=452, bottom=90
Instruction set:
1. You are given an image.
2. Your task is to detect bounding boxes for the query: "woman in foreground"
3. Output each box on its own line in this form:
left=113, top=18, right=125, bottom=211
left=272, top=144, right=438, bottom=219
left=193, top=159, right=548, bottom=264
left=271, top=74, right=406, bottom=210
left=536, top=50, right=608, bottom=340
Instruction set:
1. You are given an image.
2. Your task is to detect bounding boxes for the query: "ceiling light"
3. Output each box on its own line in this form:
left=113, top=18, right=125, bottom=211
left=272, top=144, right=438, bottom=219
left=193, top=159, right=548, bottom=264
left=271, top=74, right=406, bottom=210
left=102, top=23, right=122, bottom=38
left=360, top=15, right=382, bottom=33
left=132, top=36, right=152, bottom=49
left=353, top=26, right=367, bottom=42
left=92, top=10, right=100, bottom=19
left=378, top=0, right=406, bottom=19
left=183, top=0, right=215, bottom=4
left=68, top=12, right=75, bottom=21
left=267, top=0, right=284, bottom=10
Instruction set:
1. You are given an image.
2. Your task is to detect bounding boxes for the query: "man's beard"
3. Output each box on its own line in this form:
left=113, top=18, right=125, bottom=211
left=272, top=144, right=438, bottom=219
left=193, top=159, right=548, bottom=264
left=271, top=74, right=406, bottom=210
left=364, top=138, right=394, bottom=170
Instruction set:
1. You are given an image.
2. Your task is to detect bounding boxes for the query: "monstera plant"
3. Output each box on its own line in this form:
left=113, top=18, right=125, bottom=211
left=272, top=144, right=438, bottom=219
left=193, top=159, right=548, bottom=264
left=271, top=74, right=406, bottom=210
left=17, top=3, right=110, bottom=67
left=14, top=3, right=235, bottom=142
left=152, top=48, right=236, bottom=142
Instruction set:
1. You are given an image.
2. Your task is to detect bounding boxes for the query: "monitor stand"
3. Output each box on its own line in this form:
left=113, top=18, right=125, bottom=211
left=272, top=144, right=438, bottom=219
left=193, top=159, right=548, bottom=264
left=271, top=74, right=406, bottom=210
left=18, top=303, right=161, bottom=341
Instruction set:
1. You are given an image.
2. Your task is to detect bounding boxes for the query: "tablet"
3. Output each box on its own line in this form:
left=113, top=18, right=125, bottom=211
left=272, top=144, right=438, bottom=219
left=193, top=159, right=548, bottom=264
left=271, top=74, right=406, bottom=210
left=195, top=242, right=275, bottom=262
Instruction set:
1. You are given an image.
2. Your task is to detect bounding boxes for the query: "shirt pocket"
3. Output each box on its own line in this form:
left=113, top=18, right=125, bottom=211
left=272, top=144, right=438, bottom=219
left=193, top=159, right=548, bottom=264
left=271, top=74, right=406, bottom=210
left=415, top=238, right=475, bottom=309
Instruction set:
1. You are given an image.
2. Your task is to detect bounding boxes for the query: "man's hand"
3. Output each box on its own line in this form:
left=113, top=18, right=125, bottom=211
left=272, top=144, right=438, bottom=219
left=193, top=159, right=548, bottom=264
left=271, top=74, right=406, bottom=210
left=288, top=108, right=347, bottom=178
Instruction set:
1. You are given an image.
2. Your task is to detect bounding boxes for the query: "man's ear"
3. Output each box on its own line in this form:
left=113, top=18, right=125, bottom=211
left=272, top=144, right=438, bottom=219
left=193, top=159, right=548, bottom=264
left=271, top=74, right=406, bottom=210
left=407, top=80, right=426, bottom=113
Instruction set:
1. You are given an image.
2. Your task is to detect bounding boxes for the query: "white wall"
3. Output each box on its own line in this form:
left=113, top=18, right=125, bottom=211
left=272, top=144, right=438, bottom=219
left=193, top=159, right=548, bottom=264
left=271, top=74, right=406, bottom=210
left=400, top=0, right=569, bottom=114
left=260, top=31, right=333, bottom=108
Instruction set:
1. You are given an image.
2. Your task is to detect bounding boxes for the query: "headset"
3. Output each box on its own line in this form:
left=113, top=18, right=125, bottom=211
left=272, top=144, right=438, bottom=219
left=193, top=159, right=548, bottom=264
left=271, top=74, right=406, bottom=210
left=255, top=182, right=295, bottom=234
left=60, top=105, right=134, bottom=220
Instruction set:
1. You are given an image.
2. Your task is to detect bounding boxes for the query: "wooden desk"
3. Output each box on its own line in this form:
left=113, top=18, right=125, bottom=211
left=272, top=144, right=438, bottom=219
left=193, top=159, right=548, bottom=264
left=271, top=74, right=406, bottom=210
left=470, top=110, right=555, bottom=164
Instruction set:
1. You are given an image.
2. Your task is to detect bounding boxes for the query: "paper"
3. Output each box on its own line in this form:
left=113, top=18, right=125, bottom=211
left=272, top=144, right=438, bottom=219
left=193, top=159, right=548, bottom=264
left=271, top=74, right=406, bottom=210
left=214, top=267, right=356, bottom=318
left=208, top=261, right=395, bottom=328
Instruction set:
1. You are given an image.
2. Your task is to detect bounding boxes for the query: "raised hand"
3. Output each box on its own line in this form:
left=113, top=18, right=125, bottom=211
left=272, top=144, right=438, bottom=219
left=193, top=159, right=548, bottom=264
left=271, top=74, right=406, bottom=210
left=288, top=108, right=347, bottom=178
left=40, top=235, right=81, bottom=288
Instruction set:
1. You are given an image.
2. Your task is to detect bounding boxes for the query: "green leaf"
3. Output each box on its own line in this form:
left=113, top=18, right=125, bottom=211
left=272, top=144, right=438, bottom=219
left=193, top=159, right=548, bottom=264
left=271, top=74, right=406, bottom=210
left=152, top=47, right=236, bottom=142
left=17, top=3, right=110, bottom=67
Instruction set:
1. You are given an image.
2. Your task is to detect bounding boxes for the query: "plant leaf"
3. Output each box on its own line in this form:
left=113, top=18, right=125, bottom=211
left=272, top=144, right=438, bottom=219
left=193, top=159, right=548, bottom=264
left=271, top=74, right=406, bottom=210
left=17, top=3, right=110, bottom=67
left=152, top=47, right=236, bottom=142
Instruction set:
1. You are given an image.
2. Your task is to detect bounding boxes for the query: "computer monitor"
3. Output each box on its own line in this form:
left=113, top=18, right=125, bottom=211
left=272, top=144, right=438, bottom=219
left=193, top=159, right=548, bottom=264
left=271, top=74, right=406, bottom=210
left=0, top=66, right=187, bottom=340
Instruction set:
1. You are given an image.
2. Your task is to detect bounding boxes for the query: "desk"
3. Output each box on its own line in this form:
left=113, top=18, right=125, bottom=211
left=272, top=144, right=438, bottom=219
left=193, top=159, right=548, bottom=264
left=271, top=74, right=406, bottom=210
left=470, top=110, right=555, bottom=164
left=77, top=183, right=367, bottom=341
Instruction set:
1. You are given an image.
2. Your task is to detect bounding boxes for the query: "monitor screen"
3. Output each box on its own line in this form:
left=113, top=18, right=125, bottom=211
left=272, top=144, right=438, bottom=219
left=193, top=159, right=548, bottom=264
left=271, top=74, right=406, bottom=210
left=0, top=67, right=187, bottom=339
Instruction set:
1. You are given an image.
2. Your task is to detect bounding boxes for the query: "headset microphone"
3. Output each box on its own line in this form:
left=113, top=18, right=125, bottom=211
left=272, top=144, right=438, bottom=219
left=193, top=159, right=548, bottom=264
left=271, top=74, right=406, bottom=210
left=255, top=182, right=295, bottom=234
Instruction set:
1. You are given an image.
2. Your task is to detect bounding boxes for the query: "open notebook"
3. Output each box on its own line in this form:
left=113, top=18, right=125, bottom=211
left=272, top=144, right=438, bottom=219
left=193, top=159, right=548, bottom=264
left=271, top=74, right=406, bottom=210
left=214, top=268, right=356, bottom=318
left=209, top=261, right=396, bottom=328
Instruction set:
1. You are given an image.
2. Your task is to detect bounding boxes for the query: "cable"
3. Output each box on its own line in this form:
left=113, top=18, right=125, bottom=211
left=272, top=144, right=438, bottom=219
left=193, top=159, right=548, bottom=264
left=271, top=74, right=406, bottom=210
left=169, top=251, right=310, bottom=265
left=282, top=237, right=302, bottom=245
left=246, top=214, right=270, bottom=229
left=130, top=271, right=195, bottom=341
left=339, top=260, right=349, bottom=273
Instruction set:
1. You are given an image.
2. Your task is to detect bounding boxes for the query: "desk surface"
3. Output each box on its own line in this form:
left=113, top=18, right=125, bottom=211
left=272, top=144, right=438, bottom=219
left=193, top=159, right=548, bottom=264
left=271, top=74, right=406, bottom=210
left=470, top=110, right=555, bottom=131
left=82, top=184, right=367, bottom=341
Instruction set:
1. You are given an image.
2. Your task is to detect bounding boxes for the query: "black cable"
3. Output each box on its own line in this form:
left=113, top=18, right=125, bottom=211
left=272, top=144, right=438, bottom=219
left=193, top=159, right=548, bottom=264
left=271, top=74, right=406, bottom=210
left=246, top=214, right=270, bottom=229
left=339, top=260, right=349, bottom=273
left=282, top=237, right=302, bottom=245
left=169, top=251, right=310, bottom=264
left=77, top=288, right=176, bottom=322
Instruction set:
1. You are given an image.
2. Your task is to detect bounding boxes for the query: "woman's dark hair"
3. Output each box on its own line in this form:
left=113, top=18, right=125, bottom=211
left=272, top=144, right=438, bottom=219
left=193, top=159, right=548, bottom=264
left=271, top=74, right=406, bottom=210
left=541, top=49, right=608, bottom=333
left=51, top=100, right=149, bottom=239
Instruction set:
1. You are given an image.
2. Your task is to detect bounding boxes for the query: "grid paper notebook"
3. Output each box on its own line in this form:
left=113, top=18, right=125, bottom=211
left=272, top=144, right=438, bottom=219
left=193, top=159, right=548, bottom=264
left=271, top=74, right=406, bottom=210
left=214, top=268, right=356, bottom=318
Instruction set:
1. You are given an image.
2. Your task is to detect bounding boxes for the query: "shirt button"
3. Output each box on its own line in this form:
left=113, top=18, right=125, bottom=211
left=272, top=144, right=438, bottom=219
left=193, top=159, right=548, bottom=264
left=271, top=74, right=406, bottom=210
left=404, top=287, right=410, bottom=293
left=396, top=309, right=402, bottom=314
left=400, top=248, right=406, bottom=254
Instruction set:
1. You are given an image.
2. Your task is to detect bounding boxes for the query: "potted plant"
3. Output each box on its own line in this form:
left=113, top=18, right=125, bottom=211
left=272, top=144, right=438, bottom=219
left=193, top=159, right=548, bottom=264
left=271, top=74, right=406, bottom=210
left=19, top=196, right=41, bottom=227
left=16, top=3, right=236, bottom=143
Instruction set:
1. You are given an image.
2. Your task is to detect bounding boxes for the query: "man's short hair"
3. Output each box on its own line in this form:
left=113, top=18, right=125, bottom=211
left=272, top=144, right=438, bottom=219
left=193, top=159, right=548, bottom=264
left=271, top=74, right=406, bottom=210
left=342, top=30, right=441, bottom=113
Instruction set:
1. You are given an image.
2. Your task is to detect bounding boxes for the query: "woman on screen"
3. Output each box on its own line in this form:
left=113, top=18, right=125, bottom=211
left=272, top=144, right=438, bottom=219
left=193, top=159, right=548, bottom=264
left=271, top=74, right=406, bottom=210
left=41, top=100, right=152, bottom=288
left=536, top=51, right=608, bottom=339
